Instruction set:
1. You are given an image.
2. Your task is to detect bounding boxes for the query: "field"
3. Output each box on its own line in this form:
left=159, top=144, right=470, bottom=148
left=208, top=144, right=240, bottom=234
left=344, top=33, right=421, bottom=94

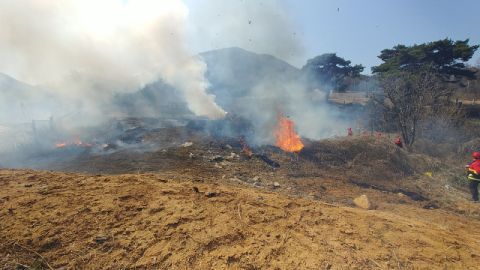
left=2, top=120, right=480, bottom=269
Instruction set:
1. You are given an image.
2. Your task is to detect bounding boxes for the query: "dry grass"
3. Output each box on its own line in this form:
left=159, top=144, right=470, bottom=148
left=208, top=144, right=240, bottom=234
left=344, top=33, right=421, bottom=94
left=329, top=91, right=369, bottom=106
left=298, top=132, right=476, bottom=203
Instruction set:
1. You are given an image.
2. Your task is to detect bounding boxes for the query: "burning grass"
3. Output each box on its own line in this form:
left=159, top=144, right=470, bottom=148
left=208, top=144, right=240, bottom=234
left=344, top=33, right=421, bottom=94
left=274, top=113, right=304, bottom=153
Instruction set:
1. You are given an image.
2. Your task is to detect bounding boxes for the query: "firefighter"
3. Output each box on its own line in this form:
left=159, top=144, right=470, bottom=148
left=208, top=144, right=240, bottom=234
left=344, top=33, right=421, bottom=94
left=362, top=130, right=367, bottom=135
left=330, top=130, right=337, bottom=138
left=347, top=127, right=353, bottom=136
left=467, top=152, right=480, bottom=202
left=394, top=137, right=403, bottom=148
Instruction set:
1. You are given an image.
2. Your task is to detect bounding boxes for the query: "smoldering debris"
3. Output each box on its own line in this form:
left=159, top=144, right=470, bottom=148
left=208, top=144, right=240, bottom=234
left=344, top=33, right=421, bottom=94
left=186, top=115, right=254, bottom=140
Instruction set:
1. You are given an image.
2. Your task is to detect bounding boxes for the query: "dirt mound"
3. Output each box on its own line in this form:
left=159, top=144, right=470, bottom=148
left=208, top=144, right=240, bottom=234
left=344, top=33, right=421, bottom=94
left=2, top=169, right=480, bottom=269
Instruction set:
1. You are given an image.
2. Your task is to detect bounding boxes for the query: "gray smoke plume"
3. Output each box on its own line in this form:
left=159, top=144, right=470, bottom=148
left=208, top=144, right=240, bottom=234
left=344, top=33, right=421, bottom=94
left=0, top=0, right=226, bottom=127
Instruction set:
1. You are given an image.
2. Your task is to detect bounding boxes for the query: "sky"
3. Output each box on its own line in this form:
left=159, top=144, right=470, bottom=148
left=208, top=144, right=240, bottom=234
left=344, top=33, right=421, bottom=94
left=183, top=0, right=480, bottom=73
left=0, top=0, right=479, bottom=125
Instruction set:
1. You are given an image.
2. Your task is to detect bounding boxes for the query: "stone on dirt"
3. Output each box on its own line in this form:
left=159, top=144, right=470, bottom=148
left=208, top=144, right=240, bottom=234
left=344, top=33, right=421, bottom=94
left=181, top=142, right=193, bottom=147
left=211, top=155, right=223, bottom=162
left=353, top=195, right=376, bottom=210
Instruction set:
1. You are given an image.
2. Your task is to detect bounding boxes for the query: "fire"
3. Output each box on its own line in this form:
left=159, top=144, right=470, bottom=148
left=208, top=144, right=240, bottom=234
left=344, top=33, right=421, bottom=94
left=55, top=135, right=92, bottom=147
left=274, top=113, right=304, bottom=153
left=234, top=137, right=252, bottom=156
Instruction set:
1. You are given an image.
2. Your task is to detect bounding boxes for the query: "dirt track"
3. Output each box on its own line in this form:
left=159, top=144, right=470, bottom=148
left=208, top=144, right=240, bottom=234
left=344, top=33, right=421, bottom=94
left=2, top=169, right=480, bottom=269
left=2, top=132, right=480, bottom=269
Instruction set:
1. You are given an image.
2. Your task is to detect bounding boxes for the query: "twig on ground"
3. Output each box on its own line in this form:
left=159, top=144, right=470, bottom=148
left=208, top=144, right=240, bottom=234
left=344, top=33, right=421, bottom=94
left=444, top=245, right=454, bottom=269
left=15, top=261, right=34, bottom=270
left=368, top=257, right=383, bottom=268
left=237, top=202, right=257, bottom=229
left=70, top=250, right=86, bottom=262
left=392, top=249, right=400, bottom=269
left=14, top=243, right=53, bottom=270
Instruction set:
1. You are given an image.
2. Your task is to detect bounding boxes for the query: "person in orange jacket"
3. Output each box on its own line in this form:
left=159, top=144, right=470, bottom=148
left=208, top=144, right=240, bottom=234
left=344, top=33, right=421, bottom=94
left=394, top=137, right=403, bottom=148
left=347, top=127, right=353, bottom=136
left=467, top=152, right=480, bottom=202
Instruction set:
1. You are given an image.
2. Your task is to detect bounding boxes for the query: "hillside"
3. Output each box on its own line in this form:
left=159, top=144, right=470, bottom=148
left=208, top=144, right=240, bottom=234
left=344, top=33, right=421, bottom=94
left=0, top=73, right=56, bottom=125
left=200, top=47, right=303, bottom=108
left=2, top=127, right=480, bottom=269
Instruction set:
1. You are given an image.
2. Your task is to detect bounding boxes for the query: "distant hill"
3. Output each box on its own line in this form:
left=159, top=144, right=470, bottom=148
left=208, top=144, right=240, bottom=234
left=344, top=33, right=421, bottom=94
left=201, top=47, right=303, bottom=103
left=0, top=73, right=39, bottom=99
left=117, top=47, right=304, bottom=115
left=2, top=48, right=305, bottom=121
left=0, top=73, right=54, bottom=124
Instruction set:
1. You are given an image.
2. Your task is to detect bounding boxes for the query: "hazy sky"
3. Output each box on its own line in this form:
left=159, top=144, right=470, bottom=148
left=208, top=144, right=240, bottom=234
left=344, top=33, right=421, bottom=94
left=183, top=0, right=480, bottom=73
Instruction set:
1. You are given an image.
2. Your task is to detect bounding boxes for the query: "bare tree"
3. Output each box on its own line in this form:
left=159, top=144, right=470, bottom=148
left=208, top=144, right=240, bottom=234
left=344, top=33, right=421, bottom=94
left=369, top=66, right=454, bottom=148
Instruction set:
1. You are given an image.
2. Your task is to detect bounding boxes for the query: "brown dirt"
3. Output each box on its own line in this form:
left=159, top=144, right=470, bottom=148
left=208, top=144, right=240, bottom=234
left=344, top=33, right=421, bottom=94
left=2, top=128, right=480, bottom=269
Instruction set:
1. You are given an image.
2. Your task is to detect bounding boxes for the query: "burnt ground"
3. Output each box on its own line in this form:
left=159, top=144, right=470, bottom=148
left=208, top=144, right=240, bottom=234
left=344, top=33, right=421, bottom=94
left=2, top=124, right=480, bottom=269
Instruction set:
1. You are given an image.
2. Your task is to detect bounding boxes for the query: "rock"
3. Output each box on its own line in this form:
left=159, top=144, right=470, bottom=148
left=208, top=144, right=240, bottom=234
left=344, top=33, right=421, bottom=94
left=94, top=234, right=109, bottom=244
left=353, top=195, right=376, bottom=210
left=273, top=182, right=280, bottom=188
left=214, top=163, right=222, bottom=168
left=211, top=155, right=223, bottom=162
left=181, top=142, right=193, bottom=147
left=205, top=189, right=216, bottom=198
left=189, top=153, right=195, bottom=159
left=397, top=192, right=405, bottom=198
left=102, top=142, right=117, bottom=150
left=225, top=144, right=232, bottom=149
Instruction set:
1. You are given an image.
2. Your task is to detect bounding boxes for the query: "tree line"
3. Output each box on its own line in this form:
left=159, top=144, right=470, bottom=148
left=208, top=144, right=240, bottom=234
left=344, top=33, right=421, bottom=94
left=302, top=38, right=479, bottom=149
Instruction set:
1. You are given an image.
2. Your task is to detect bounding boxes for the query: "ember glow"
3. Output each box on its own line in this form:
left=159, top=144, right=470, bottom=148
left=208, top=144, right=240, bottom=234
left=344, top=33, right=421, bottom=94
left=234, top=137, right=252, bottom=156
left=55, top=135, right=92, bottom=148
left=274, top=113, right=304, bottom=153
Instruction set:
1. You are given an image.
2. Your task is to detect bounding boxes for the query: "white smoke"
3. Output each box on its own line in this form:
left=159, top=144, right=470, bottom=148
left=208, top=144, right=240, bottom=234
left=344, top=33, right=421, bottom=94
left=184, top=0, right=305, bottom=67
left=0, top=0, right=226, bottom=123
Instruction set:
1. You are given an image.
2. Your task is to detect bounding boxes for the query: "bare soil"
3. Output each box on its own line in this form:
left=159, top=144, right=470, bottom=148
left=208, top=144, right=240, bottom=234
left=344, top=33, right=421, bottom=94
left=2, top=127, right=480, bottom=269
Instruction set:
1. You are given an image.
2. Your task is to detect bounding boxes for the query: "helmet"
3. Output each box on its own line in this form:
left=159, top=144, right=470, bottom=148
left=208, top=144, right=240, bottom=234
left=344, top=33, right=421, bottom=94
left=378, top=132, right=381, bottom=136
left=473, top=152, right=480, bottom=158
left=397, top=137, right=401, bottom=140
left=348, top=127, right=351, bottom=130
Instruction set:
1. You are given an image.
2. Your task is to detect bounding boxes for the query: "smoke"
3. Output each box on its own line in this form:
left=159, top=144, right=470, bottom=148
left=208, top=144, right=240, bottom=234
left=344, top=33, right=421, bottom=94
left=1, top=0, right=357, bottom=162
left=184, top=0, right=305, bottom=67
left=0, top=0, right=225, bottom=125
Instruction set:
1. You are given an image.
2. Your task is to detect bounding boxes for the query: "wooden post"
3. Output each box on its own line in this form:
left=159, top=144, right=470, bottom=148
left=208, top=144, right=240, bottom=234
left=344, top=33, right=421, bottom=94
left=31, top=120, right=36, bottom=143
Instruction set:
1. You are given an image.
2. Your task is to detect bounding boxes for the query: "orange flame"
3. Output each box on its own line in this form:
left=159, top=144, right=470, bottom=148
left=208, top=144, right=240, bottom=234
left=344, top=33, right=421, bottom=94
left=234, top=137, right=252, bottom=155
left=55, top=135, right=92, bottom=147
left=274, top=113, right=304, bottom=153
